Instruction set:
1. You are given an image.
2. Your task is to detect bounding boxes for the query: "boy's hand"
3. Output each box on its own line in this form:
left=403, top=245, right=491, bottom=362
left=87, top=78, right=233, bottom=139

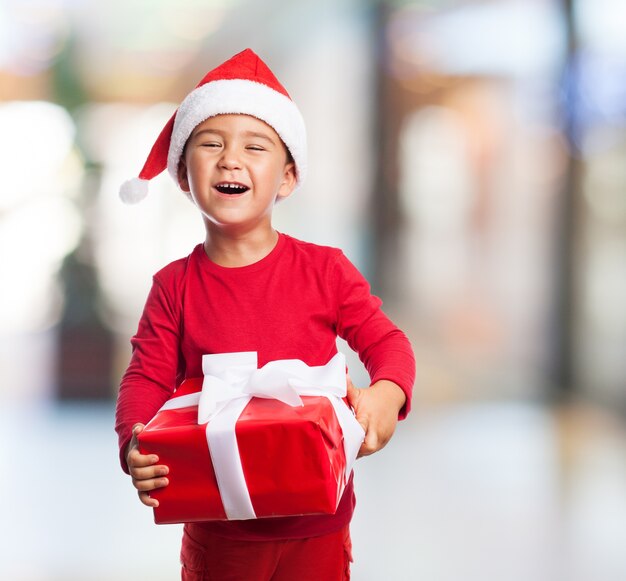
left=126, top=423, right=169, bottom=508
left=346, top=379, right=406, bottom=458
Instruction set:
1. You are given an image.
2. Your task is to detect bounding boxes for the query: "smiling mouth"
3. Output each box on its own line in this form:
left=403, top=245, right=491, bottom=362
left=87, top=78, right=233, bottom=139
left=215, top=182, right=250, bottom=195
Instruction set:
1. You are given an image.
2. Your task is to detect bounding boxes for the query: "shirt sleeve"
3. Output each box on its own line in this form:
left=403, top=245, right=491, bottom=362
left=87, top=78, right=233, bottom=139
left=330, top=251, right=415, bottom=419
left=114, top=276, right=182, bottom=472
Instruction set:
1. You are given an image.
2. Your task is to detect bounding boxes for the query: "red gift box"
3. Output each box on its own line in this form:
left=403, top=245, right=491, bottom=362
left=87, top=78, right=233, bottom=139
left=138, top=354, right=363, bottom=525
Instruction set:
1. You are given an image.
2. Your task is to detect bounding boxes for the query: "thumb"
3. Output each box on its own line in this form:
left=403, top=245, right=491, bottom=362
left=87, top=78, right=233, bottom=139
left=346, top=385, right=369, bottom=434
left=132, top=423, right=145, bottom=437
left=346, top=377, right=360, bottom=406
left=126, top=423, right=146, bottom=467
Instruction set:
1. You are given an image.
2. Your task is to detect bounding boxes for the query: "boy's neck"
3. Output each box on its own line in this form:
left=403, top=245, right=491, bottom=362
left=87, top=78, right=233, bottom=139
left=203, top=226, right=279, bottom=267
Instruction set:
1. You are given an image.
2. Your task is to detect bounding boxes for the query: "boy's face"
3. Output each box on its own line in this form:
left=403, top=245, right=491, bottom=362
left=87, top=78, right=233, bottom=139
left=178, top=114, right=296, bottom=232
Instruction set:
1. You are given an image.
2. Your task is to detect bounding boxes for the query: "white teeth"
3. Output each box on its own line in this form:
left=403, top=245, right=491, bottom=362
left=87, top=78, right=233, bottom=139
left=218, top=183, right=246, bottom=191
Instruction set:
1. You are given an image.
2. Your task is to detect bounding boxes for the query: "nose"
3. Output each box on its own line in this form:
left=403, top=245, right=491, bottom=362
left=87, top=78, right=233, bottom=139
left=218, top=144, right=242, bottom=170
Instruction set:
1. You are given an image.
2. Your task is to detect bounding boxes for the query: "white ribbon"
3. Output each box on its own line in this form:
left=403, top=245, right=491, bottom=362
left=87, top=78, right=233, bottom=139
left=159, top=352, right=365, bottom=520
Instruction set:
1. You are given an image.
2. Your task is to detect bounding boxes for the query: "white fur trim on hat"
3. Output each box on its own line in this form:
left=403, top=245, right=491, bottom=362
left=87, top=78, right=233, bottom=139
left=167, top=79, right=307, bottom=188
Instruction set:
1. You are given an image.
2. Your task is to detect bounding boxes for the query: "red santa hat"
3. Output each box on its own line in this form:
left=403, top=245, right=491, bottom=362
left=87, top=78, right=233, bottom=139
left=119, top=48, right=307, bottom=204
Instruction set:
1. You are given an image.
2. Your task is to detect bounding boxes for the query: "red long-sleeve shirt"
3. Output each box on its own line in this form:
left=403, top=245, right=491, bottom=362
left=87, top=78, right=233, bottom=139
left=115, top=233, right=415, bottom=540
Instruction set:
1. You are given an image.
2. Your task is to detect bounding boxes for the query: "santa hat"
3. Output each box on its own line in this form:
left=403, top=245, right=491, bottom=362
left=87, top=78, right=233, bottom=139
left=119, top=48, right=307, bottom=204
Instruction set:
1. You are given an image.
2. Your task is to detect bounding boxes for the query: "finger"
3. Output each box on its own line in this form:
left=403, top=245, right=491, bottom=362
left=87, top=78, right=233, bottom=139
left=132, top=476, right=169, bottom=493
left=129, top=464, right=169, bottom=481
left=354, top=415, right=370, bottom=457
left=351, top=407, right=368, bottom=433
left=359, top=424, right=387, bottom=457
left=138, top=490, right=159, bottom=508
left=357, top=442, right=373, bottom=458
left=365, top=426, right=379, bottom=448
left=346, top=382, right=360, bottom=407
left=127, top=448, right=160, bottom=468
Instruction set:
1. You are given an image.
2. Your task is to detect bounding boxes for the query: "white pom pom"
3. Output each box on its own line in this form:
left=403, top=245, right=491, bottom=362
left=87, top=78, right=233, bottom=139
left=119, top=178, right=149, bottom=204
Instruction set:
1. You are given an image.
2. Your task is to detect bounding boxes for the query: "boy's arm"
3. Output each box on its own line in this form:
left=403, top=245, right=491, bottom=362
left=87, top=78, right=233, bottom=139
left=332, top=251, right=416, bottom=421
left=346, top=379, right=406, bottom=457
left=115, top=276, right=181, bottom=473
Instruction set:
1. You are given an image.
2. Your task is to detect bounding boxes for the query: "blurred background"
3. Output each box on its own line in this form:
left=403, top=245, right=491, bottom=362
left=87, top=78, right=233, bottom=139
left=1, top=0, right=625, bottom=579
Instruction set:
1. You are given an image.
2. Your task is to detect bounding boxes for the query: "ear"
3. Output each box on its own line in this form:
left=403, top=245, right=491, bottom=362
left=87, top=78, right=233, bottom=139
left=177, top=157, right=191, bottom=193
left=276, top=162, right=297, bottom=201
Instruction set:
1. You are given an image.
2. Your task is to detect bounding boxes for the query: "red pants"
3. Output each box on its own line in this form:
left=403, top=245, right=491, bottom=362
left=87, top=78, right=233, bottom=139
left=180, top=525, right=352, bottom=581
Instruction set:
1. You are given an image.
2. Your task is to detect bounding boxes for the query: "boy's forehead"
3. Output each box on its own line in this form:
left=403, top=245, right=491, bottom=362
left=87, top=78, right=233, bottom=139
left=192, top=114, right=279, bottom=138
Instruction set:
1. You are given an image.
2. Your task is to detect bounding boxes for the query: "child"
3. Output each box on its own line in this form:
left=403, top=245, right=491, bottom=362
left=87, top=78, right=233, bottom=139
left=115, top=48, right=415, bottom=580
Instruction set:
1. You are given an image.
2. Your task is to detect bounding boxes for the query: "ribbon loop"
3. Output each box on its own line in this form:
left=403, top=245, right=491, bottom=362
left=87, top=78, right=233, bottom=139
left=199, top=352, right=258, bottom=423
left=199, top=352, right=350, bottom=422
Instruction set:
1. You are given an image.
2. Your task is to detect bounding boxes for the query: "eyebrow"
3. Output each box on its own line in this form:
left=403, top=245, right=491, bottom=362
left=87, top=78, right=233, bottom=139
left=192, top=128, right=277, bottom=145
left=243, top=131, right=277, bottom=144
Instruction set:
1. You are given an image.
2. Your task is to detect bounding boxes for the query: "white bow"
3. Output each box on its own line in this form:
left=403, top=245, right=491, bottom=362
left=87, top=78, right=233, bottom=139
left=198, top=351, right=348, bottom=423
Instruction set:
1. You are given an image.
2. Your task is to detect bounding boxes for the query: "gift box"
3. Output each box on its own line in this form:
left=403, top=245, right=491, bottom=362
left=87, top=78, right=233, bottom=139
left=137, top=352, right=364, bottom=524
